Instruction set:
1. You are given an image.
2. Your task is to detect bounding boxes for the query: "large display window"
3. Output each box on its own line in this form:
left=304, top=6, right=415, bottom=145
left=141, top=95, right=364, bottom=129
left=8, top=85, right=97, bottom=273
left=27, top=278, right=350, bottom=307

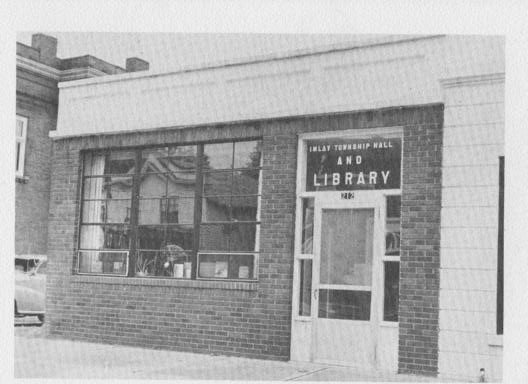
left=78, top=140, right=262, bottom=281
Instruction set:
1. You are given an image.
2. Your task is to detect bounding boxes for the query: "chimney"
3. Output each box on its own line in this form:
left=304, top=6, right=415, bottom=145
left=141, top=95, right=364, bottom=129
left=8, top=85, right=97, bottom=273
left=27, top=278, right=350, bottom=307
left=126, top=57, right=149, bottom=72
left=32, top=33, right=57, bottom=60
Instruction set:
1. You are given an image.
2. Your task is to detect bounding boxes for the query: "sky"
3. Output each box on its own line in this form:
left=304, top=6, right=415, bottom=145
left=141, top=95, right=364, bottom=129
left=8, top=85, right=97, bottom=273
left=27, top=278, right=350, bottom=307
left=16, top=32, right=377, bottom=72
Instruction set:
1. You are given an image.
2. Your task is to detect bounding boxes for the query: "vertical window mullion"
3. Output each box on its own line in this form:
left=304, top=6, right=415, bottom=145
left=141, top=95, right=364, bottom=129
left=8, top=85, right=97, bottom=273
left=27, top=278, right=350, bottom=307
left=192, top=144, right=204, bottom=279
left=127, top=150, right=142, bottom=277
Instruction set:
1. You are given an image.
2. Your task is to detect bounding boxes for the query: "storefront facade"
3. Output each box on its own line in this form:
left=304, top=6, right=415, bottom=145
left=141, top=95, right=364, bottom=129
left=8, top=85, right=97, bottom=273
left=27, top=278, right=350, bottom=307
left=46, top=35, right=504, bottom=381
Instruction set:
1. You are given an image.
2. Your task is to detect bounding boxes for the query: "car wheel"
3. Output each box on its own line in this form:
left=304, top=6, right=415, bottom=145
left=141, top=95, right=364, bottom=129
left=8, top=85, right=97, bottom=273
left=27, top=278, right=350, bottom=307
left=37, top=314, right=44, bottom=323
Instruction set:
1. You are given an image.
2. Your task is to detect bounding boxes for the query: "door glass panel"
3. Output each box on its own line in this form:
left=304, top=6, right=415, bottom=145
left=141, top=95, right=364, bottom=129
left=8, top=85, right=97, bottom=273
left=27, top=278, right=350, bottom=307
left=298, top=259, right=312, bottom=316
left=301, top=198, right=314, bottom=254
left=320, top=209, right=374, bottom=286
left=318, top=289, right=371, bottom=320
left=383, top=261, right=400, bottom=322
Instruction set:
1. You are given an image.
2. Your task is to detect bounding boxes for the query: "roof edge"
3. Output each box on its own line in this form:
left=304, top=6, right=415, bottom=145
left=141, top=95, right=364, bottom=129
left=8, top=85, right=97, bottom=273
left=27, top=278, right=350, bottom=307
left=58, top=34, right=445, bottom=90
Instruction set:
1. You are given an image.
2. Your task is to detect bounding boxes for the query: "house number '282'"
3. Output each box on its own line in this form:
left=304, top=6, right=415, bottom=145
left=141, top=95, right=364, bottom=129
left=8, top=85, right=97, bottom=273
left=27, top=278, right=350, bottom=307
left=341, top=192, right=354, bottom=200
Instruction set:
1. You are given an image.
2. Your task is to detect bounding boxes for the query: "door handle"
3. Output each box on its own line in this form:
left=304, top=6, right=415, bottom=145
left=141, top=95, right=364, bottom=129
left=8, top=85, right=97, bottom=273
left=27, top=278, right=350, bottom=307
left=313, top=289, right=318, bottom=300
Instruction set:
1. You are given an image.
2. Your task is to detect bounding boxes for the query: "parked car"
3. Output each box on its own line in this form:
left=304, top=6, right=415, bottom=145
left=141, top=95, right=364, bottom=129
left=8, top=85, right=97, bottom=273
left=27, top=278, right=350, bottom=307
left=15, top=255, right=47, bottom=322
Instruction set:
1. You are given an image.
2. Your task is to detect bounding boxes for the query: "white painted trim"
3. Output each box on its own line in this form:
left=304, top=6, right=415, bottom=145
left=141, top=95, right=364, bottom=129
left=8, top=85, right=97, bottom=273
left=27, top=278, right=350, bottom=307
left=318, top=284, right=372, bottom=291
left=487, top=334, right=503, bottom=347
left=440, top=72, right=505, bottom=88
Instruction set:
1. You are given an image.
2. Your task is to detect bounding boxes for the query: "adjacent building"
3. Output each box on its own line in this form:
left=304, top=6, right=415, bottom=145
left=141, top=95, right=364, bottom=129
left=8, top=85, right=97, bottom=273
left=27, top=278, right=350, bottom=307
left=44, top=34, right=504, bottom=382
left=15, top=33, right=149, bottom=260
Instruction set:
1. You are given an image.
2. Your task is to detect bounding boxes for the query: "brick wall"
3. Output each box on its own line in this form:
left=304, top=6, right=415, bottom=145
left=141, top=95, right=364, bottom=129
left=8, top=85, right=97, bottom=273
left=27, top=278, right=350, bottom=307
left=47, top=105, right=443, bottom=367
left=15, top=69, right=57, bottom=255
left=398, top=109, right=443, bottom=375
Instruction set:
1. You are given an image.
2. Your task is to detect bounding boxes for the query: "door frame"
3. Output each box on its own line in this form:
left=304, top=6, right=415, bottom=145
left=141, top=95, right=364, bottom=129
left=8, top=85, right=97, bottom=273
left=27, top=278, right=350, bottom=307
left=290, top=127, right=403, bottom=369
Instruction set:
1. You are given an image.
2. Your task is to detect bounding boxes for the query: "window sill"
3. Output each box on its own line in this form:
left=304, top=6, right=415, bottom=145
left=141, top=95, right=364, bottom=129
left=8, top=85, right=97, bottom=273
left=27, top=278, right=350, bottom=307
left=16, top=175, right=29, bottom=184
left=71, top=274, right=258, bottom=291
left=488, top=334, right=503, bottom=347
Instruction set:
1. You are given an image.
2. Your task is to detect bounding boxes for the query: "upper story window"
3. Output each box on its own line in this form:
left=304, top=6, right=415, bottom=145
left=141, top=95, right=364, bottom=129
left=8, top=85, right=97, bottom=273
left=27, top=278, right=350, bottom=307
left=77, top=140, right=262, bottom=281
left=16, top=116, right=28, bottom=178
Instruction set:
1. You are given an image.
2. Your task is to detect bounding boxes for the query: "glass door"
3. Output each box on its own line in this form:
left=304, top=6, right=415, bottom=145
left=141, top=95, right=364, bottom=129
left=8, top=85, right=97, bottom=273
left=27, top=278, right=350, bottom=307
left=312, top=198, right=382, bottom=367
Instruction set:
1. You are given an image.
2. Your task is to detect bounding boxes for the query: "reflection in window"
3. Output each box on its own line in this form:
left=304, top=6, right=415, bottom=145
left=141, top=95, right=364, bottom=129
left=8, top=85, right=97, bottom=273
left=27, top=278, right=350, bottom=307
left=301, top=198, right=314, bottom=254
left=79, top=140, right=261, bottom=280
left=320, top=209, right=374, bottom=286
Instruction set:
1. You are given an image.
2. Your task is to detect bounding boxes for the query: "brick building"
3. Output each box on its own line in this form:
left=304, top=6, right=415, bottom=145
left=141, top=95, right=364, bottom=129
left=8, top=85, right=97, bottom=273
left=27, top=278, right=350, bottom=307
left=45, top=35, right=504, bottom=381
left=15, top=33, right=149, bottom=259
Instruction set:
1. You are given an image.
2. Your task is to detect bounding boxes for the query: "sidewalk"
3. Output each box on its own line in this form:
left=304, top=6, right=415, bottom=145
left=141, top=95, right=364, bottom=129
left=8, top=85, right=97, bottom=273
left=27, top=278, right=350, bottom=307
left=15, top=321, right=443, bottom=381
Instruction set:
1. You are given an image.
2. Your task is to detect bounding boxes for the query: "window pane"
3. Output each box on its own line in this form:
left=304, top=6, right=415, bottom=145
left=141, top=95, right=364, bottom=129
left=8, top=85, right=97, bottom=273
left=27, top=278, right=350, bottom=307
left=320, top=209, right=374, bottom=286
left=318, top=290, right=371, bottom=320
left=137, top=225, right=166, bottom=250
left=138, top=199, right=163, bottom=225
left=135, top=249, right=192, bottom=278
left=135, top=250, right=159, bottom=277
left=299, top=259, right=312, bottom=316
left=168, top=146, right=197, bottom=171
left=141, top=147, right=168, bottom=173
left=166, top=172, right=196, bottom=197
left=234, top=140, right=262, bottom=169
left=79, top=251, right=127, bottom=275
left=386, top=195, right=401, bottom=218
left=383, top=262, right=400, bottom=322
left=203, top=171, right=232, bottom=196
left=385, top=195, right=401, bottom=256
left=79, top=225, right=104, bottom=249
left=199, top=224, right=230, bottom=252
left=83, top=177, right=104, bottom=200
left=233, top=170, right=259, bottom=195
left=104, top=151, right=135, bottom=175
left=301, top=198, right=314, bottom=254
left=106, top=199, right=131, bottom=224
left=16, top=119, right=24, bottom=137
left=199, top=254, right=229, bottom=278
left=204, top=142, right=233, bottom=170
left=228, top=254, right=255, bottom=279
left=231, top=196, right=258, bottom=221
left=16, top=142, right=21, bottom=171
left=104, top=225, right=130, bottom=249
left=83, top=153, right=105, bottom=176
left=200, top=222, right=258, bottom=252
left=139, top=173, right=168, bottom=198
left=202, top=195, right=230, bottom=222
left=81, top=200, right=105, bottom=223
left=230, top=223, right=258, bottom=252
left=102, top=176, right=133, bottom=199
left=166, top=225, right=194, bottom=250
left=171, top=197, right=194, bottom=224
left=198, top=253, right=255, bottom=280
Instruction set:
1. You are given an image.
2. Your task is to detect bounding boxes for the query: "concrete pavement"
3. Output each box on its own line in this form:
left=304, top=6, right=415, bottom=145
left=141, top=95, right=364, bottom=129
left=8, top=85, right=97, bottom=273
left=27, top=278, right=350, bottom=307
left=15, top=318, right=444, bottom=381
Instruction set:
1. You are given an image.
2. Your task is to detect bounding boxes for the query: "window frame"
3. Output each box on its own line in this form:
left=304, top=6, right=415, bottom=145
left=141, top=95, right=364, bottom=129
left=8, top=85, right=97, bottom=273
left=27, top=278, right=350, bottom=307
left=381, top=192, right=401, bottom=325
left=497, top=156, right=504, bottom=335
left=16, top=115, right=28, bottom=178
left=77, top=139, right=262, bottom=282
